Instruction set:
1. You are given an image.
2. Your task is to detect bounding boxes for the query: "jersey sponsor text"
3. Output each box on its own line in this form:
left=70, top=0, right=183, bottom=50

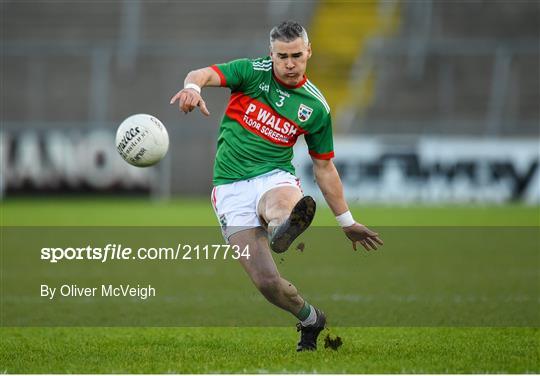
left=226, top=92, right=305, bottom=146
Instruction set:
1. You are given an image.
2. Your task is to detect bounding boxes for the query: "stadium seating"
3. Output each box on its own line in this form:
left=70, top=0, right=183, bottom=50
left=343, top=1, right=539, bottom=136
left=307, top=0, right=400, bottom=115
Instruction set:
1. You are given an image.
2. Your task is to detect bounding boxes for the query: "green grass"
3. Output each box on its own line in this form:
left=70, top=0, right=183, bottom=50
left=1, top=197, right=538, bottom=226
left=1, top=198, right=539, bottom=373
left=1, top=327, right=538, bottom=373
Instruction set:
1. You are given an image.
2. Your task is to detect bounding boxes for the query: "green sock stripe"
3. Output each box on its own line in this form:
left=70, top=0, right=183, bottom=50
left=296, top=301, right=311, bottom=321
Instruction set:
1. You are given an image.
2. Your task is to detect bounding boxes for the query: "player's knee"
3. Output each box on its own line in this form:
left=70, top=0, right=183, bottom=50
left=267, top=198, right=295, bottom=220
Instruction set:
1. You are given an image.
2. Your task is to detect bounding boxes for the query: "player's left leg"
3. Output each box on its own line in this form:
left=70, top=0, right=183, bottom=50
left=254, top=174, right=324, bottom=351
left=258, top=185, right=302, bottom=230
left=230, top=227, right=304, bottom=314
left=258, top=185, right=316, bottom=253
left=230, top=227, right=326, bottom=351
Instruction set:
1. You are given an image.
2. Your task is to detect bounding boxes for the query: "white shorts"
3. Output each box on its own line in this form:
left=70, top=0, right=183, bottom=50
left=211, top=169, right=303, bottom=241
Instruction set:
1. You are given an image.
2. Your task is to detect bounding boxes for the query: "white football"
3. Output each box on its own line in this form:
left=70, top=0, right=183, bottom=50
left=116, top=114, right=169, bottom=167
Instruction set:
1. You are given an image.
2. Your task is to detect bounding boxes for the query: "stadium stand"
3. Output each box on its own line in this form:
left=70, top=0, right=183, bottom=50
left=2, top=1, right=537, bottom=196
left=307, top=0, right=400, bottom=115
left=340, top=0, right=539, bottom=136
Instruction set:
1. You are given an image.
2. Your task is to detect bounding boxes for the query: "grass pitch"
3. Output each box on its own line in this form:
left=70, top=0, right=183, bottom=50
left=2, top=327, right=538, bottom=373
left=1, top=197, right=538, bottom=226
left=1, top=198, right=539, bottom=373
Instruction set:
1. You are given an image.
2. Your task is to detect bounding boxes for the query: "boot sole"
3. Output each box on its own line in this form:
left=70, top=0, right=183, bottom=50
left=270, top=196, right=316, bottom=253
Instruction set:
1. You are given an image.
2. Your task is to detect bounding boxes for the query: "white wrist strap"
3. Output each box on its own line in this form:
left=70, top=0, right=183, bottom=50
left=336, top=210, right=355, bottom=228
left=184, top=83, right=201, bottom=94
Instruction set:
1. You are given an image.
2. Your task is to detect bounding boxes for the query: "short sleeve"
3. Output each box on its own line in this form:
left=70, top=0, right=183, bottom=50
left=305, top=114, right=334, bottom=159
left=211, top=59, right=256, bottom=92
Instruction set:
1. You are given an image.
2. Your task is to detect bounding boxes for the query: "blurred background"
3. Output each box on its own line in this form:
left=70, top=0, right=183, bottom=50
left=1, top=0, right=539, bottom=204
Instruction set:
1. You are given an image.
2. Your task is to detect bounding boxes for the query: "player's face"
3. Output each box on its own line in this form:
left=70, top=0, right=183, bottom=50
left=270, top=38, right=312, bottom=86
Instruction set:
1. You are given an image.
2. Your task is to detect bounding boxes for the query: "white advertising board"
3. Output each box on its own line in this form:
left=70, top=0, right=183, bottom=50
left=293, top=137, right=539, bottom=205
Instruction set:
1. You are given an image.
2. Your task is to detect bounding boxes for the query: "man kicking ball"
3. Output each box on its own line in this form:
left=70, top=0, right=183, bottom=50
left=170, top=20, right=383, bottom=351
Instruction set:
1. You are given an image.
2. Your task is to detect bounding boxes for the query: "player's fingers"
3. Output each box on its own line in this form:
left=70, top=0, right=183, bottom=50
left=192, top=93, right=202, bottom=105
left=199, top=99, right=210, bottom=116
left=361, top=239, right=372, bottom=251
left=365, top=237, right=378, bottom=250
left=169, top=91, right=181, bottom=104
left=352, top=240, right=357, bottom=251
left=372, top=236, right=384, bottom=246
left=188, top=95, right=201, bottom=112
left=359, top=240, right=370, bottom=251
left=178, top=90, right=190, bottom=105
left=178, top=92, right=190, bottom=112
left=187, top=94, right=199, bottom=108
left=181, top=94, right=192, bottom=110
left=183, top=97, right=197, bottom=113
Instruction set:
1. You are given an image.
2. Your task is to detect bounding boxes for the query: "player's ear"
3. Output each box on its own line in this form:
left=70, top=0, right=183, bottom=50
left=307, top=43, right=312, bottom=59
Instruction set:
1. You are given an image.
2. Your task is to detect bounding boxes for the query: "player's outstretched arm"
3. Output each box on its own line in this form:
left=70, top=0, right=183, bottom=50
left=169, top=67, right=221, bottom=116
left=311, top=158, right=384, bottom=251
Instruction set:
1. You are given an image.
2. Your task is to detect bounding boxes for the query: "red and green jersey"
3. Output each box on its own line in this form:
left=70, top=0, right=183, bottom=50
left=210, top=56, right=334, bottom=186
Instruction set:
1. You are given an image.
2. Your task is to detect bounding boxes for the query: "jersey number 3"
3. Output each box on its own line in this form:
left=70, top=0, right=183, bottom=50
left=275, top=95, right=285, bottom=108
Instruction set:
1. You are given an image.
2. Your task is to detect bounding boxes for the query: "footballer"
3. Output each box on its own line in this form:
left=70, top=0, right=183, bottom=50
left=170, top=20, right=383, bottom=351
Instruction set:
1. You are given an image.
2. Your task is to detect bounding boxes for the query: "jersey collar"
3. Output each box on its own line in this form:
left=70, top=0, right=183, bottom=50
left=272, top=69, right=307, bottom=89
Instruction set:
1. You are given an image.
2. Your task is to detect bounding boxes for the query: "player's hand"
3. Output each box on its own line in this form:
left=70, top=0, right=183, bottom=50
left=169, top=88, right=210, bottom=116
left=343, top=223, right=383, bottom=251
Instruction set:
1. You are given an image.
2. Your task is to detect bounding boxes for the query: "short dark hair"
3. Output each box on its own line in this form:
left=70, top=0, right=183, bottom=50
left=269, top=20, right=309, bottom=45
